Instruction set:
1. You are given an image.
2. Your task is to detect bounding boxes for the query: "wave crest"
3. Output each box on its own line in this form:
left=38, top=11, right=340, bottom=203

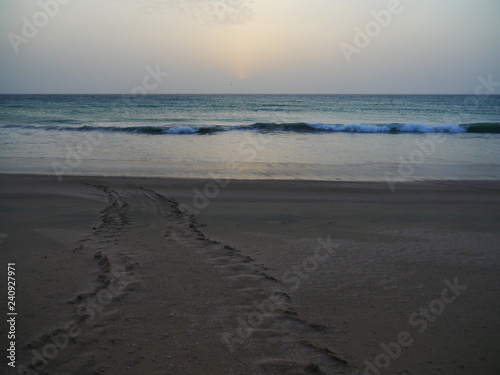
left=1, top=122, right=499, bottom=135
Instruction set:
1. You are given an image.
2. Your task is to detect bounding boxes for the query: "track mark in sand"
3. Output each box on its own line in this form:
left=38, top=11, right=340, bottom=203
left=20, top=185, right=347, bottom=375
left=140, top=187, right=349, bottom=374
left=19, top=185, right=139, bottom=375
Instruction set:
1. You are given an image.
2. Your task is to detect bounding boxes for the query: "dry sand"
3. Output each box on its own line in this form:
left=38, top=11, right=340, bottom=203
left=0, top=174, right=499, bottom=375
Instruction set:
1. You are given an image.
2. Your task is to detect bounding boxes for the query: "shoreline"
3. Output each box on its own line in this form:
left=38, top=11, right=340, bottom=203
left=1, top=174, right=499, bottom=374
left=2, top=171, right=500, bottom=184
left=1, top=155, right=499, bottom=183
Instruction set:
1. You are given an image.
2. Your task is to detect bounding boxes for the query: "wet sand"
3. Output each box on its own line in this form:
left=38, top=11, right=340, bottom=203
left=0, top=174, right=499, bottom=375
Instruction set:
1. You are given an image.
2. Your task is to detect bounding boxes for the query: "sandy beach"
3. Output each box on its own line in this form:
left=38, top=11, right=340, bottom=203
left=1, top=174, right=499, bottom=375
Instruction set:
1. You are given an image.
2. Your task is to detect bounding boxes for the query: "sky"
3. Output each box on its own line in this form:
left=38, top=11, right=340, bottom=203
left=0, top=0, right=499, bottom=94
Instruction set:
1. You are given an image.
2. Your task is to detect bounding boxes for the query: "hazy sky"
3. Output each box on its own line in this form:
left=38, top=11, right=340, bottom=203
left=1, top=0, right=499, bottom=94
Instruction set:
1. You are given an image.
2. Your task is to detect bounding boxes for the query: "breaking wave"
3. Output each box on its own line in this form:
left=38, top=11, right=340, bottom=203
left=2, top=122, right=499, bottom=135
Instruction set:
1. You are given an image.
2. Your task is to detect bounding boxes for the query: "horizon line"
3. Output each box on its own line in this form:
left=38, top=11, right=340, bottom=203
left=1, top=93, right=496, bottom=96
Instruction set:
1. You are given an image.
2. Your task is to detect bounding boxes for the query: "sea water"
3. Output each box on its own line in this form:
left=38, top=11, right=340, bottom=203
left=0, top=94, right=499, bottom=181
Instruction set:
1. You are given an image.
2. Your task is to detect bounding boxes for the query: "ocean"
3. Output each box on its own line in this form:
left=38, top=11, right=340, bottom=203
left=0, top=94, right=499, bottom=182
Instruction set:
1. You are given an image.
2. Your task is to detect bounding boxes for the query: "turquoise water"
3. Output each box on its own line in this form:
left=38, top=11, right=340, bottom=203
left=0, top=94, right=499, bottom=181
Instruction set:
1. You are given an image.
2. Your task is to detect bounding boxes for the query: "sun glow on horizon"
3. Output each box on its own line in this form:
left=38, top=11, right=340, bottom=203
left=1, top=0, right=499, bottom=93
left=202, top=24, right=285, bottom=80
left=199, top=19, right=330, bottom=83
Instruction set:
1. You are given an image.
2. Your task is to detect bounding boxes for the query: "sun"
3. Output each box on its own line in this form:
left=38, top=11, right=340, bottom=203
left=200, top=23, right=286, bottom=81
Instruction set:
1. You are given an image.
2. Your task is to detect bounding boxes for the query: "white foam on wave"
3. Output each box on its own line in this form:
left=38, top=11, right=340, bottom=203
left=308, top=123, right=467, bottom=133
left=398, top=123, right=465, bottom=133
left=0, top=123, right=472, bottom=134
left=163, top=127, right=199, bottom=134
left=309, top=123, right=392, bottom=133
